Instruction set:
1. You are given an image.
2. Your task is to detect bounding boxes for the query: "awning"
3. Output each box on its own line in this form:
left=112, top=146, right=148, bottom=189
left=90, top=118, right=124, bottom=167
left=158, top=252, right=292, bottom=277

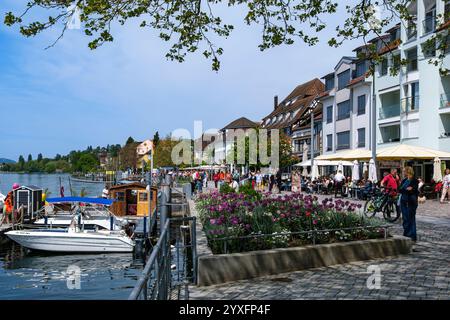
left=315, top=144, right=450, bottom=161
left=46, top=197, right=115, bottom=206
left=294, top=159, right=354, bottom=167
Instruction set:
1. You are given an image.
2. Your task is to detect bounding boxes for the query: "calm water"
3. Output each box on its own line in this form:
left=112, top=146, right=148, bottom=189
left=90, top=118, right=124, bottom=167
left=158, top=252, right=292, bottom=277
left=0, top=173, right=144, bottom=300
left=0, top=173, right=104, bottom=197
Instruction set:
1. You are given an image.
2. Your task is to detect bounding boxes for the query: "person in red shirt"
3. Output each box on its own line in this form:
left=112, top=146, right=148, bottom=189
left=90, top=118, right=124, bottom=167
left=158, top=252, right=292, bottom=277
left=381, top=168, right=399, bottom=196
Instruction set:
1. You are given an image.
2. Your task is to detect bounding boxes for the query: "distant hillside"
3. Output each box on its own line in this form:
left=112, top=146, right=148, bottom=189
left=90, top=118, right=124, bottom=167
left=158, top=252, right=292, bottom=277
left=0, top=158, right=15, bottom=164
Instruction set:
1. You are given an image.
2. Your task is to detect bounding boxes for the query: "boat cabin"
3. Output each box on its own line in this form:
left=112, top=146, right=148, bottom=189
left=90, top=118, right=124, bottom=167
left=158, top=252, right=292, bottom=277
left=13, top=185, right=44, bottom=220
left=108, top=183, right=157, bottom=217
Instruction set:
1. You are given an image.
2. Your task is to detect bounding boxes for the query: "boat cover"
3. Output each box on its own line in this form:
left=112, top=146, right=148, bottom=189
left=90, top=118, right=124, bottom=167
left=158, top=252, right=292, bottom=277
left=46, top=197, right=114, bottom=206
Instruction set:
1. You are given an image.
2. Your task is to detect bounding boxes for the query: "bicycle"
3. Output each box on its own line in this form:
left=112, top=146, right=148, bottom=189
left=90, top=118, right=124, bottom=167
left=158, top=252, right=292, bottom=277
left=363, top=187, right=401, bottom=223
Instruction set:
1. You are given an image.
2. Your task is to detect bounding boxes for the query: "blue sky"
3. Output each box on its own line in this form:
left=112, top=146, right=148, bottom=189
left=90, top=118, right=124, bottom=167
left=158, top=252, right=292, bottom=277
left=0, top=0, right=365, bottom=161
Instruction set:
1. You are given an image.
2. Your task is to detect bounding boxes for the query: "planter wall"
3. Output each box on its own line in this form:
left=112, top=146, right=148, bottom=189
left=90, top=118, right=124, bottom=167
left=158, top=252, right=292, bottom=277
left=197, top=236, right=412, bottom=286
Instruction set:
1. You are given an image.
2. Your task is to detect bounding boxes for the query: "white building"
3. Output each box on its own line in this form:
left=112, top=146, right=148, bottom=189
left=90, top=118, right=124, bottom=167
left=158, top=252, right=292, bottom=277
left=319, top=55, right=372, bottom=156
left=374, top=0, right=450, bottom=179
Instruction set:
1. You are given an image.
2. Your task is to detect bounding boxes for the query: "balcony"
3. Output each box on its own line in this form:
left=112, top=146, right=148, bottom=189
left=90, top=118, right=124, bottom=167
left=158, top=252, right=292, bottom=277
left=401, top=96, right=420, bottom=114
left=423, top=16, right=436, bottom=35
left=379, top=104, right=400, bottom=119
left=406, top=24, right=417, bottom=41
left=441, top=93, right=450, bottom=109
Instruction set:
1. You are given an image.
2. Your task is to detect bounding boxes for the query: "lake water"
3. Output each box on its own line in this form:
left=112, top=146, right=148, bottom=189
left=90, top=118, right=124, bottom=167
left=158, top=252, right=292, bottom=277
left=0, top=173, right=104, bottom=198
left=0, top=173, right=144, bottom=300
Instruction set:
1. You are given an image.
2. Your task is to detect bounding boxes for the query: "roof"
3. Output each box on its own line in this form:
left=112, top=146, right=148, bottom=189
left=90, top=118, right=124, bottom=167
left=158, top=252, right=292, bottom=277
left=385, top=23, right=401, bottom=34
left=347, top=73, right=371, bottom=87
left=261, top=78, right=324, bottom=130
left=109, top=182, right=148, bottom=191
left=379, top=38, right=402, bottom=55
left=222, top=117, right=258, bottom=131
left=16, top=185, right=42, bottom=191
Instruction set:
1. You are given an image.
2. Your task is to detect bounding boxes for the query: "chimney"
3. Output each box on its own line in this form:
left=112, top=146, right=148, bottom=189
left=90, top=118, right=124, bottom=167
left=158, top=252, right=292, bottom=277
left=274, top=95, right=278, bottom=110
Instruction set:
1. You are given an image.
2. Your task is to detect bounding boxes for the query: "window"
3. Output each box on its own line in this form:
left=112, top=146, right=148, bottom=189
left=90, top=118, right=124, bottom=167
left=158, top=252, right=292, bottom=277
left=423, top=8, right=436, bottom=34
left=326, top=134, right=333, bottom=152
left=357, top=95, right=366, bottom=115
left=406, top=48, right=418, bottom=72
left=337, top=70, right=351, bottom=90
left=139, top=192, right=148, bottom=202
left=325, top=76, right=335, bottom=91
left=391, top=54, right=401, bottom=73
left=355, top=61, right=367, bottom=78
left=337, top=100, right=351, bottom=120
left=380, top=58, right=388, bottom=76
left=422, top=39, right=436, bottom=58
left=390, top=28, right=400, bottom=42
left=337, top=131, right=350, bottom=150
left=326, top=106, right=333, bottom=123
left=357, top=128, right=366, bottom=148
left=116, top=192, right=125, bottom=201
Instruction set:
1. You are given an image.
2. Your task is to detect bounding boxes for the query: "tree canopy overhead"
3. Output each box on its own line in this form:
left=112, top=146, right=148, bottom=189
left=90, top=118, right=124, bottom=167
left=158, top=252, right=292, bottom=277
left=3, top=1, right=449, bottom=72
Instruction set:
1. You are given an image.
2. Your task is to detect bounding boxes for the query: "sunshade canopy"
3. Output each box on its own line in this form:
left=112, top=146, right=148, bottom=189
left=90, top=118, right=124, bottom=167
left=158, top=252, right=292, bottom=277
left=46, top=197, right=115, bottom=206
left=316, top=144, right=450, bottom=161
left=294, top=159, right=354, bottom=167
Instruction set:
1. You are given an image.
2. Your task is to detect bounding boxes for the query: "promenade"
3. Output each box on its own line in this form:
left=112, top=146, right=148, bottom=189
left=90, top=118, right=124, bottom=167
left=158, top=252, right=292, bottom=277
left=188, top=191, right=450, bottom=300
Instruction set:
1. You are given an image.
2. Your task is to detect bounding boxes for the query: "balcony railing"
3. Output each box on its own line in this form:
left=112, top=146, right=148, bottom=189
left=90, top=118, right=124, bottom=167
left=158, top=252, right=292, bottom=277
left=336, top=144, right=350, bottom=151
left=379, top=103, right=400, bottom=119
left=380, top=137, right=401, bottom=144
left=401, top=96, right=420, bottom=114
left=406, top=23, right=417, bottom=41
left=423, top=16, right=436, bottom=34
left=441, top=93, right=450, bottom=109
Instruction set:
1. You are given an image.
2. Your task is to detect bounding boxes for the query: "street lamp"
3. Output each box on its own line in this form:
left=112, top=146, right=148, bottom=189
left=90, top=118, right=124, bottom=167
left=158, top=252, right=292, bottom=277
left=310, top=97, right=320, bottom=176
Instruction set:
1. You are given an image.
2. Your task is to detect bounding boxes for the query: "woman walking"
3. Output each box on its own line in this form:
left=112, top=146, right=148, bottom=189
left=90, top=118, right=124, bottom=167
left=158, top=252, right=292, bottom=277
left=440, top=168, right=450, bottom=203
left=399, top=166, right=419, bottom=243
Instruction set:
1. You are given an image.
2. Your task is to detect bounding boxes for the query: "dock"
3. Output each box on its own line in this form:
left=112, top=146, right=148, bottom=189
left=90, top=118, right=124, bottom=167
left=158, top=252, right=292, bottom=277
left=0, top=223, right=13, bottom=235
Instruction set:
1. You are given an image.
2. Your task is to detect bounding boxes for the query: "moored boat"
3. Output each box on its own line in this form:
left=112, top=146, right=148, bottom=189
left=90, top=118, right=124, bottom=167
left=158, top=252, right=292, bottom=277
left=6, top=227, right=135, bottom=253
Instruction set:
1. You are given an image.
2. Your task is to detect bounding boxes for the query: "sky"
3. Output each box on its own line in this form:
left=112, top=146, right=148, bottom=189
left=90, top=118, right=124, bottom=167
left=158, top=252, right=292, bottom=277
left=0, top=0, right=366, bottom=161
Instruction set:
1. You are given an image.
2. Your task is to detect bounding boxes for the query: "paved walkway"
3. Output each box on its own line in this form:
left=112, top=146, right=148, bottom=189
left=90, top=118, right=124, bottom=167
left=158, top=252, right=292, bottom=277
left=188, top=190, right=450, bottom=300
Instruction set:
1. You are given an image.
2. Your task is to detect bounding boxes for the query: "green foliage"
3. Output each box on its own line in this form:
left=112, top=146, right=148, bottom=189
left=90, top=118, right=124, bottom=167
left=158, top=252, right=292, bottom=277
left=219, top=183, right=235, bottom=194
left=238, top=182, right=262, bottom=201
left=3, top=1, right=448, bottom=73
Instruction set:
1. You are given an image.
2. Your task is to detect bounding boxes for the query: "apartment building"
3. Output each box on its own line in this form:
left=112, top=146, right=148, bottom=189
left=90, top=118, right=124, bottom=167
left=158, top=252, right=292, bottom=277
left=319, top=54, right=373, bottom=156
left=375, top=0, right=450, bottom=178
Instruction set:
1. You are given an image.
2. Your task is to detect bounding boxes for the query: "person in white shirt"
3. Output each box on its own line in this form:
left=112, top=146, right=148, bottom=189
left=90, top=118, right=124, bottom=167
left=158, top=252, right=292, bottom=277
left=441, top=168, right=450, bottom=203
left=230, top=179, right=239, bottom=192
left=334, top=170, right=345, bottom=197
left=102, top=186, right=109, bottom=199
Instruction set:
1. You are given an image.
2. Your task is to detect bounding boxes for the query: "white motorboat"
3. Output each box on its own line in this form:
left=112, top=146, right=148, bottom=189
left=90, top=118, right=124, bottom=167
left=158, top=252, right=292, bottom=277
left=34, top=197, right=128, bottom=231
left=6, top=225, right=135, bottom=253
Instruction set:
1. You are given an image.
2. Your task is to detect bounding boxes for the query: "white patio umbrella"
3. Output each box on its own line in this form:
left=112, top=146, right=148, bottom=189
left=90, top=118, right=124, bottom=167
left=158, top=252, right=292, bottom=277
left=363, top=162, right=368, bottom=176
left=352, top=160, right=360, bottom=182
left=338, top=161, right=344, bottom=173
left=368, top=159, right=378, bottom=183
left=303, top=142, right=309, bottom=163
left=433, top=157, right=443, bottom=182
left=311, top=163, right=320, bottom=180
left=302, top=167, right=309, bottom=177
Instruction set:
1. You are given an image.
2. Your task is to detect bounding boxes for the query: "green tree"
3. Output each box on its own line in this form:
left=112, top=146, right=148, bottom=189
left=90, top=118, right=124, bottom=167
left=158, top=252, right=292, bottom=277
left=27, top=154, right=32, bottom=162
left=153, top=131, right=160, bottom=148
left=126, top=137, right=135, bottom=145
left=18, top=155, right=25, bottom=171
left=154, top=138, right=180, bottom=168
left=3, top=1, right=449, bottom=73
left=37, top=153, right=43, bottom=162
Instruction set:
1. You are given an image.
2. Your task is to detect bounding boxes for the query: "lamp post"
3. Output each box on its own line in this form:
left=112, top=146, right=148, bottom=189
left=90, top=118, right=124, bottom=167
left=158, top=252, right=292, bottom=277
left=371, top=60, right=377, bottom=169
left=310, top=98, right=319, bottom=177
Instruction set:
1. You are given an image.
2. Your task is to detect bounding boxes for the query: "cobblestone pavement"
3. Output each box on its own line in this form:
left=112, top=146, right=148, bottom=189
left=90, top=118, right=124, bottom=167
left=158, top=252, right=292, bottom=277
left=189, top=190, right=450, bottom=300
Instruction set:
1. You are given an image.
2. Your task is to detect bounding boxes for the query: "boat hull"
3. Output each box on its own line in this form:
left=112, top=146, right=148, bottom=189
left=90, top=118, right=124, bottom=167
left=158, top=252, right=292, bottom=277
left=6, top=230, right=135, bottom=253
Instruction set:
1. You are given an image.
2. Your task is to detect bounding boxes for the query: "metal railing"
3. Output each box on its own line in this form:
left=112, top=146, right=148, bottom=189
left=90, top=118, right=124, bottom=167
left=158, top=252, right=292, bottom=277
left=440, top=93, right=450, bottom=109
left=129, top=216, right=198, bottom=300
left=406, top=23, right=417, bottom=41
left=423, top=16, right=436, bottom=34
left=379, top=103, right=401, bottom=119
left=401, top=96, right=420, bottom=114
left=207, top=224, right=391, bottom=255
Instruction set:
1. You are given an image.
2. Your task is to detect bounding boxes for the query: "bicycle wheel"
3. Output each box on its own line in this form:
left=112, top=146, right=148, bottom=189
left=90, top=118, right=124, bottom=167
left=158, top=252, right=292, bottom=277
left=364, top=199, right=377, bottom=218
left=383, top=202, right=400, bottom=223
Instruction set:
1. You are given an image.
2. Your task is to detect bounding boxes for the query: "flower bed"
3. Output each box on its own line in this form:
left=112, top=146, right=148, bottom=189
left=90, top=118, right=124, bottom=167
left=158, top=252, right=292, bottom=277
left=195, top=190, right=387, bottom=254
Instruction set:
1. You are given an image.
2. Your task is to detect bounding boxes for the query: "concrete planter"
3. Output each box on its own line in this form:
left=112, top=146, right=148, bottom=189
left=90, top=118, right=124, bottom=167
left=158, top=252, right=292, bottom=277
left=197, top=236, right=412, bottom=286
